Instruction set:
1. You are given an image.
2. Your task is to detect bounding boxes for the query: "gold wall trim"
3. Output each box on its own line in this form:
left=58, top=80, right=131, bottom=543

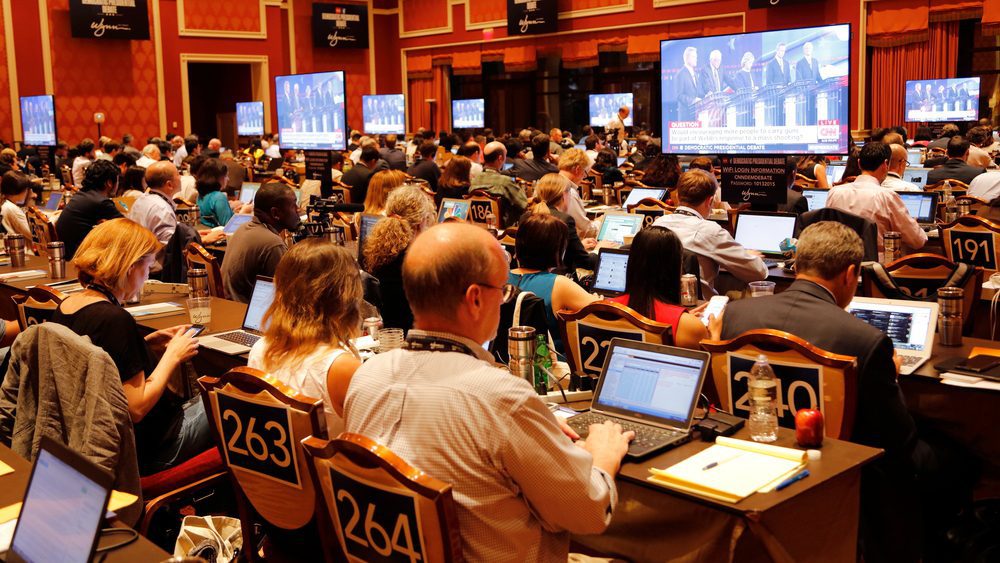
left=38, top=0, right=54, bottom=95
left=180, top=53, right=271, bottom=134
left=399, top=0, right=453, bottom=38
left=177, top=0, right=269, bottom=39
left=153, top=0, right=167, bottom=135
left=2, top=0, right=19, bottom=142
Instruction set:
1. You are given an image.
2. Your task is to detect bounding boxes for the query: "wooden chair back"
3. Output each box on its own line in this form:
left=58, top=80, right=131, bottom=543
left=700, top=329, right=858, bottom=439
left=24, top=207, right=57, bottom=256
left=328, top=186, right=351, bottom=205
left=956, top=195, right=990, bottom=216
left=926, top=179, right=971, bottom=193
left=557, top=301, right=673, bottom=381
left=463, top=189, right=502, bottom=226
left=929, top=146, right=947, bottom=159
left=184, top=242, right=227, bottom=298
left=627, top=198, right=673, bottom=228
left=12, top=285, right=67, bottom=331
left=199, top=368, right=326, bottom=556
left=938, top=215, right=1000, bottom=276
left=302, top=433, right=463, bottom=563
left=793, top=173, right=819, bottom=190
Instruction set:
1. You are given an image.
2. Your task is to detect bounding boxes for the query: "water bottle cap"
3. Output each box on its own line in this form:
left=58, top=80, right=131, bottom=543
left=756, top=354, right=768, bottom=362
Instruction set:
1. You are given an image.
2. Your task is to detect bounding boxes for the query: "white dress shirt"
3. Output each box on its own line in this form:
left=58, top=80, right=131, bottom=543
left=826, top=174, right=928, bottom=251
left=606, top=114, right=626, bottom=143
left=343, top=330, right=617, bottom=563
left=470, top=161, right=484, bottom=180
left=265, top=143, right=281, bottom=159
left=1, top=200, right=32, bottom=252
left=653, top=206, right=767, bottom=296
left=881, top=172, right=919, bottom=192
left=172, top=145, right=187, bottom=167
left=968, top=170, right=1000, bottom=202
left=136, top=155, right=156, bottom=168
left=71, top=156, right=92, bottom=187
left=178, top=175, right=198, bottom=204
left=128, top=190, right=177, bottom=245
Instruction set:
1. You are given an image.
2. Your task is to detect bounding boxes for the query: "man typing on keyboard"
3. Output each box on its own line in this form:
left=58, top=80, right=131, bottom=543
left=344, top=223, right=634, bottom=562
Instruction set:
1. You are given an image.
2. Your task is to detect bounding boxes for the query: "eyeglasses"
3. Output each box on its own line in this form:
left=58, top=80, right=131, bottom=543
left=473, top=282, right=516, bottom=304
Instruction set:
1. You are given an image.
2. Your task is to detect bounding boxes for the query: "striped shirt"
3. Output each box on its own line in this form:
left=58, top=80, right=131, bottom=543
left=343, top=330, right=617, bottom=562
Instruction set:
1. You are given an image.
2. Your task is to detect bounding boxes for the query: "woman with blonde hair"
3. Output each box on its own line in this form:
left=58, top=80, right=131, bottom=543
left=247, top=239, right=363, bottom=434
left=523, top=173, right=597, bottom=270
left=363, top=184, right=436, bottom=330
left=52, top=218, right=207, bottom=474
left=363, top=169, right=406, bottom=215
left=557, top=148, right=598, bottom=238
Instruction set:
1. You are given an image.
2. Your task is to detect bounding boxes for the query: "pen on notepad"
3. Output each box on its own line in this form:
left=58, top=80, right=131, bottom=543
left=775, top=470, right=810, bottom=491
left=701, top=454, right=742, bottom=471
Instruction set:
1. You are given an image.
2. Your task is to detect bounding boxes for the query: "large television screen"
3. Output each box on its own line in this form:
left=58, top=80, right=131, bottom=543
left=661, top=23, right=851, bottom=155
left=905, top=78, right=979, bottom=123
left=275, top=71, right=346, bottom=150
left=363, top=94, right=405, bottom=135
left=236, top=101, right=264, bottom=137
left=20, top=95, right=56, bottom=147
left=589, top=93, right=633, bottom=128
left=452, top=99, right=484, bottom=129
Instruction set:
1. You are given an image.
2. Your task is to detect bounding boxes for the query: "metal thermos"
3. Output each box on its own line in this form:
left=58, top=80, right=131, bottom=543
left=508, top=326, right=536, bottom=383
left=46, top=241, right=65, bottom=279
left=937, top=287, right=964, bottom=347
left=957, top=199, right=971, bottom=217
left=680, top=274, right=698, bottom=306
left=325, top=225, right=345, bottom=246
left=5, top=234, right=26, bottom=268
left=188, top=268, right=210, bottom=298
left=602, top=186, right=613, bottom=206
left=882, top=231, right=902, bottom=264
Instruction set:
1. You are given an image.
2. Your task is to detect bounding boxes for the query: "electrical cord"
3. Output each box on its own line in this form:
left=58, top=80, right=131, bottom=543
left=95, top=528, right=139, bottom=553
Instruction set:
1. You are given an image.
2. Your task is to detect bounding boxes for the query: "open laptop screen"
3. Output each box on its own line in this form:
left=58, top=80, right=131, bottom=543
left=734, top=212, right=797, bottom=255
left=240, top=183, right=260, bottom=204
left=44, top=192, right=62, bottom=211
left=903, top=167, right=929, bottom=189
left=223, top=214, right=253, bottom=235
left=244, top=278, right=276, bottom=332
left=906, top=149, right=923, bottom=166
left=593, top=249, right=629, bottom=294
left=801, top=189, right=829, bottom=211
left=622, top=188, right=667, bottom=208
left=898, top=193, right=937, bottom=223
left=826, top=164, right=846, bottom=185
left=597, top=214, right=644, bottom=244
left=438, top=199, right=470, bottom=223
left=593, top=341, right=707, bottom=426
left=846, top=299, right=934, bottom=352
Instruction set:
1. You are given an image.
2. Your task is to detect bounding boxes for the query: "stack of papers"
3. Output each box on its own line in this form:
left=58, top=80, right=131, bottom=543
left=648, top=437, right=807, bottom=503
left=0, top=270, right=47, bottom=283
left=125, top=302, right=185, bottom=320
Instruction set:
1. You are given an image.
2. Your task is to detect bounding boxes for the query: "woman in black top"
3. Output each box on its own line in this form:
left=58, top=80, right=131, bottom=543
left=521, top=173, right=597, bottom=271
left=52, top=218, right=207, bottom=475
left=593, top=149, right=625, bottom=186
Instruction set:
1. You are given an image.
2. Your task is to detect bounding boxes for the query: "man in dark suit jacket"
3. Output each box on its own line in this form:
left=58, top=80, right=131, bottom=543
left=505, top=134, right=557, bottom=182
left=699, top=49, right=726, bottom=97
left=795, top=41, right=821, bottom=83
left=764, top=43, right=790, bottom=86
left=406, top=141, right=441, bottom=188
left=379, top=134, right=407, bottom=171
left=675, top=47, right=701, bottom=120
left=926, top=135, right=987, bottom=185
left=342, top=146, right=380, bottom=203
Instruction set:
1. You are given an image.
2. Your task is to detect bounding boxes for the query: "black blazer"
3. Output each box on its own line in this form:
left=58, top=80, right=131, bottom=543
left=342, top=162, right=374, bottom=204
left=795, top=57, right=821, bottom=82
left=551, top=209, right=597, bottom=271
left=379, top=148, right=407, bottom=171
left=764, top=58, right=790, bottom=86
left=506, top=158, right=557, bottom=182
left=721, top=280, right=918, bottom=463
left=926, top=158, right=986, bottom=186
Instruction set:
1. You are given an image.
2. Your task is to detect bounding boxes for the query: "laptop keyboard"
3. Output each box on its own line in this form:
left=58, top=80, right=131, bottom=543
left=568, top=412, right=686, bottom=457
left=900, top=355, right=922, bottom=368
left=215, top=331, right=260, bottom=348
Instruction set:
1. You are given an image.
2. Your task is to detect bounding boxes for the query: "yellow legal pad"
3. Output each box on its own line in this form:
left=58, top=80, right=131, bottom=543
left=648, top=436, right=807, bottom=503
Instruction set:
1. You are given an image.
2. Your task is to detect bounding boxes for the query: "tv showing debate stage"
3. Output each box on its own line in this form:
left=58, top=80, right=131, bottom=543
left=20, top=95, right=56, bottom=147
left=661, top=24, right=851, bottom=155
left=363, top=94, right=405, bottom=135
left=236, top=101, right=264, bottom=137
left=452, top=99, right=484, bottom=129
left=590, top=94, right=633, bottom=128
left=275, top=71, right=346, bottom=150
left=905, top=78, right=979, bottom=123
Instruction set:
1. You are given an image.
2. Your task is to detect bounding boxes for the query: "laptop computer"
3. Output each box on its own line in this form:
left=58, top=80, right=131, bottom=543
left=801, top=188, right=830, bottom=211
left=846, top=297, right=938, bottom=375
left=502, top=162, right=514, bottom=171
left=592, top=248, right=630, bottom=297
left=239, top=182, right=261, bottom=204
left=357, top=213, right=383, bottom=264
left=906, top=148, right=923, bottom=167
left=437, top=198, right=471, bottom=223
left=200, top=276, right=276, bottom=355
left=617, top=156, right=628, bottom=167
left=898, top=192, right=939, bottom=228
left=903, top=167, right=930, bottom=190
left=5, top=436, right=113, bottom=563
left=221, top=214, right=253, bottom=236
left=567, top=339, right=711, bottom=458
left=622, top=188, right=667, bottom=208
left=597, top=213, right=644, bottom=245
left=826, top=163, right=847, bottom=185
left=733, top=211, right=798, bottom=262
left=43, top=191, right=62, bottom=212
left=266, top=157, right=285, bottom=171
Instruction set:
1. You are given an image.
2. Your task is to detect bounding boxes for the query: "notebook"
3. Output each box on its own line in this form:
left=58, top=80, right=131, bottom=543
left=592, top=248, right=630, bottom=296
left=437, top=198, right=471, bottom=223
left=647, top=436, right=808, bottom=503
left=622, top=188, right=667, bottom=208
left=566, top=339, right=710, bottom=458
left=239, top=182, right=261, bottom=204
left=733, top=211, right=797, bottom=257
left=596, top=213, right=644, bottom=245
left=5, top=437, right=113, bottom=563
left=846, top=296, right=938, bottom=375
left=800, top=189, right=830, bottom=211
left=200, top=277, right=275, bottom=355
left=897, top=192, right=938, bottom=226
left=903, top=167, right=930, bottom=190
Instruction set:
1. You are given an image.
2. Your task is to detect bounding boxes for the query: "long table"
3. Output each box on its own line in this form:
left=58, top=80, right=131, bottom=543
left=0, top=444, right=169, bottom=561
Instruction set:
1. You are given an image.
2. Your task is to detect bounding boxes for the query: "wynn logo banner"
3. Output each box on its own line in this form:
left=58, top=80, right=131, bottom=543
left=507, top=0, right=556, bottom=36
left=312, top=4, right=369, bottom=49
left=69, top=0, right=150, bottom=40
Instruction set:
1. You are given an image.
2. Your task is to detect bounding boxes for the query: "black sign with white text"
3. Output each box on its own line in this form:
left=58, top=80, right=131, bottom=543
left=312, top=4, right=369, bottom=49
left=507, top=0, right=557, bottom=36
left=69, top=0, right=149, bottom=40
left=720, top=156, right=787, bottom=204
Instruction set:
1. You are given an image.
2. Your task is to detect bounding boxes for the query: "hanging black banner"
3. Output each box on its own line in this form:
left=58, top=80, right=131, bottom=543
left=719, top=156, right=788, bottom=204
left=507, top=0, right=557, bottom=36
left=312, top=4, right=369, bottom=49
left=69, top=0, right=150, bottom=40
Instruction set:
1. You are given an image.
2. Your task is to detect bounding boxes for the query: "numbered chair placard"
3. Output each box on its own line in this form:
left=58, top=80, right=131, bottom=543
left=948, top=230, right=996, bottom=271
left=329, top=469, right=427, bottom=563
left=216, top=392, right=302, bottom=488
left=727, top=354, right=823, bottom=429
left=575, top=324, right=644, bottom=375
left=467, top=200, right=495, bottom=224
left=330, top=188, right=349, bottom=204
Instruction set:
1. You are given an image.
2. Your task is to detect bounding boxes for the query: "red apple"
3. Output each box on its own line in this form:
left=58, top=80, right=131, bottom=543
left=795, top=408, right=824, bottom=448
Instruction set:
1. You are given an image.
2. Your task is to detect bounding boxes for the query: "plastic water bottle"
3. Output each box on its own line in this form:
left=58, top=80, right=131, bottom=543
left=533, top=334, right=552, bottom=395
left=748, top=354, right=778, bottom=443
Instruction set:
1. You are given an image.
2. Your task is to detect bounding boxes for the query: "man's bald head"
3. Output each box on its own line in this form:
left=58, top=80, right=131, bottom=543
left=404, top=223, right=506, bottom=320
left=888, top=144, right=909, bottom=174
left=483, top=141, right=507, bottom=167
left=145, top=161, right=180, bottom=196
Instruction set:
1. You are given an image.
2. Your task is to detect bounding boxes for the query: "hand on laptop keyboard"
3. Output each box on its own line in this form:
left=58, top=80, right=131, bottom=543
left=571, top=418, right=635, bottom=475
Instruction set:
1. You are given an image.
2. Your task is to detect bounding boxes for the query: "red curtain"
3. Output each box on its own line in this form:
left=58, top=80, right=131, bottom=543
left=869, top=21, right=959, bottom=135
left=407, top=64, right=450, bottom=133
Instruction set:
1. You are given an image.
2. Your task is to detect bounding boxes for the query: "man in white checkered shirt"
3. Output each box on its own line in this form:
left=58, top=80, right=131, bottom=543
left=344, top=222, right=633, bottom=562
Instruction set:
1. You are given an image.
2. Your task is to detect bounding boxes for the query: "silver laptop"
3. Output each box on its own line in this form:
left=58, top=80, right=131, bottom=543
left=801, top=188, right=830, bottom=211
left=597, top=213, right=644, bottom=245
left=239, top=182, right=261, bottom=204
left=567, top=339, right=710, bottom=458
left=622, top=187, right=667, bottom=208
left=903, top=167, right=930, bottom=190
left=221, top=213, right=253, bottom=236
left=200, top=276, right=275, bottom=355
left=733, top=211, right=798, bottom=258
left=827, top=163, right=847, bottom=185
left=846, top=297, right=939, bottom=375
